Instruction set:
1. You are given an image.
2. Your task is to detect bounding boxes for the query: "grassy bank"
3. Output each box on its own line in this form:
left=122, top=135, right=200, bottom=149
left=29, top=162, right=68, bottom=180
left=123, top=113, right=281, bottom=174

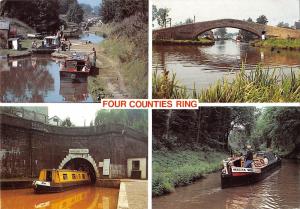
left=253, top=38, right=300, bottom=50
left=89, top=16, right=148, bottom=98
left=153, top=38, right=214, bottom=46
left=153, top=66, right=300, bottom=102
left=153, top=150, right=226, bottom=196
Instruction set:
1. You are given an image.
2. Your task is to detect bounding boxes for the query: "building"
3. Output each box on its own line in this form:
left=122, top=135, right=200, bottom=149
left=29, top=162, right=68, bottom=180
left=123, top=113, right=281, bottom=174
left=0, top=20, right=10, bottom=48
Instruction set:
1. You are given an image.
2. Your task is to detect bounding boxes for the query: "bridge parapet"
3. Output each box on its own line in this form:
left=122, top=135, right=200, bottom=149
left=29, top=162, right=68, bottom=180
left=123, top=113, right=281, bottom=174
left=153, top=19, right=300, bottom=40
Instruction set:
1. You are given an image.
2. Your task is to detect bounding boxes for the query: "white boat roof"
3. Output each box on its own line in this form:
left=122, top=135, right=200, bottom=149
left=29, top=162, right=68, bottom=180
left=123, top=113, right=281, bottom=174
left=44, top=36, right=58, bottom=39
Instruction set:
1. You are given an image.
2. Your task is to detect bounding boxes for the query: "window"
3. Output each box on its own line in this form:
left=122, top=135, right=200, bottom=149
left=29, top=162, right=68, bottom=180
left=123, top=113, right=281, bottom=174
left=82, top=174, right=85, bottom=179
left=46, top=170, right=52, bottom=181
left=72, top=174, right=76, bottom=179
left=132, top=160, right=140, bottom=171
left=63, top=174, right=68, bottom=180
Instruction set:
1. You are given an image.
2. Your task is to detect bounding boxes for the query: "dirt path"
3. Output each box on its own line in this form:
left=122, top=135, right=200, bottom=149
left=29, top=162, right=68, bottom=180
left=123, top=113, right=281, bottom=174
left=69, top=39, right=131, bottom=99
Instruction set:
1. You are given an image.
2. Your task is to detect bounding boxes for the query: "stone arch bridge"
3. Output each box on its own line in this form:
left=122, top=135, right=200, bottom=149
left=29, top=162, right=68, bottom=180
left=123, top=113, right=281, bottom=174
left=0, top=113, right=147, bottom=181
left=153, top=19, right=300, bottom=40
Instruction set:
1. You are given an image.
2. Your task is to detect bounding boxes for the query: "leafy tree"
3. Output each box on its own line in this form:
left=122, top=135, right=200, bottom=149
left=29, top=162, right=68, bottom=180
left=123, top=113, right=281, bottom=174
left=156, top=8, right=170, bottom=28
left=80, top=3, right=93, bottom=16
left=185, top=18, right=194, bottom=24
left=61, top=117, right=74, bottom=127
left=239, top=18, right=257, bottom=41
left=215, top=28, right=227, bottom=39
left=58, top=0, right=77, bottom=14
left=2, top=0, right=60, bottom=32
left=67, top=3, right=84, bottom=24
left=152, top=5, right=158, bottom=21
left=100, top=0, right=148, bottom=24
left=94, top=110, right=147, bottom=134
left=277, top=22, right=289, bottom=28
left=256, top=15, right=268, bottom=25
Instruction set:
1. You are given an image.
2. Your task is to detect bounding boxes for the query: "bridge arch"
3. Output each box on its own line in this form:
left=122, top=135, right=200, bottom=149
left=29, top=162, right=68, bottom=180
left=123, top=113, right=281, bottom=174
left=58, top=153, right=99, bottom=183
left=153, top=19, right=268, bottom=40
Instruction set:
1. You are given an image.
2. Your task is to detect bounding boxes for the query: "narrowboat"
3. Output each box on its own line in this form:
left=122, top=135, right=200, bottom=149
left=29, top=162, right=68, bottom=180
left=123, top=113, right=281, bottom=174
left=59, top=54, right=92, bottom=83
left=33, top=169, right=91, bottom=193
left=221, top=152, right=281, bottom=189
left=32, top=36, right=60, bottom=54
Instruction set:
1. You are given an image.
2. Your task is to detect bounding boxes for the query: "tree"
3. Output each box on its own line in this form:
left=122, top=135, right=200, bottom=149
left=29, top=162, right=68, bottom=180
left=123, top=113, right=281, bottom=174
left=215, top=28, right=227, bottom=39
left=100, top=0, right=148, bottom=24
left=277, top=22, right=289, bottom=28
left=2, top=0, right=60, bottom=33
left=58, top=0, right=77, bottom=14
left=185, top=18, right=193, bottom=24
left=61, top=117, right=74, bottom=127
left=239, top=18, right=257, bottom=41
left=256, top=15, right=268, bottom=25
left=67, top=3, right=84, bottom=24
left=152, top=5, right=158, bottom=21
left=80, top=3, right=93, bottom=16
left=156, top=8, right=170, bottom=28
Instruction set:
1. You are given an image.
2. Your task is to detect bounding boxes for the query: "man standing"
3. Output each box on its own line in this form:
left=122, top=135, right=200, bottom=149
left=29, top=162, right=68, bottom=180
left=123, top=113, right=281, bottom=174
left=244, top=145, right=253, bottom=168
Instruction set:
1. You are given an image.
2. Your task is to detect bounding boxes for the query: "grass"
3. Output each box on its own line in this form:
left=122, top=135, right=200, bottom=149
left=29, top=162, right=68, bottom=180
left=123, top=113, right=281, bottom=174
left=253, top=38, right=300, bottom=50
left=93, top=20, right=147, bottom=98
left=153, top=38, right=214, bottom=46
left=153, top=66, right=300, bottom=102
left=152, top=150, right=226, bottom=196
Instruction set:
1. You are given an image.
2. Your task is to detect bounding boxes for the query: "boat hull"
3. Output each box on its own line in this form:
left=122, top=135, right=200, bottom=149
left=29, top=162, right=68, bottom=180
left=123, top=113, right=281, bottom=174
left=33, top=181, right=90, bottom=194
left=60, top=71, right=89, bottom=83
left=221, top=159, right=281, bottom=189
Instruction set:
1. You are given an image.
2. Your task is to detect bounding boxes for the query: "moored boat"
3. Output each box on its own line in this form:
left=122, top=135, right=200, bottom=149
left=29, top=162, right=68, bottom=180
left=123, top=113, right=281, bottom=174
left=221, top=152, right=281, bottom=189
left=33, top=169, right=91, bottom=193
left=59, top=53, right=92, bottom=83
left=32, top=36, right=60, bottom=54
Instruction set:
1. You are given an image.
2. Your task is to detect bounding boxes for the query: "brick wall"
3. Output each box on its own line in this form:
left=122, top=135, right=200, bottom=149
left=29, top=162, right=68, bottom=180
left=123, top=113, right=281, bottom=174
left=0, top=114, right=148, bottom=178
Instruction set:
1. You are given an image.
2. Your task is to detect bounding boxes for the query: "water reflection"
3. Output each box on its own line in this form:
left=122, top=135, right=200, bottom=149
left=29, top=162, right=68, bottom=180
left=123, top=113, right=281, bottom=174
left=80, top=33, right=104, bottom=44
left=153, top=40, right=300, bottom=89
left=0, top=56, right=93, bottom=102
left=1, top=187, right=118, bottom=209
left=153, top=160, right=300, bottom=209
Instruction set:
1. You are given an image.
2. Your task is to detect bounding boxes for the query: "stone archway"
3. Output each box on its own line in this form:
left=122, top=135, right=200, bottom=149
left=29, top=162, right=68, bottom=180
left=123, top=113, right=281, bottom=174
left=58, top=153, right=100, bottom=180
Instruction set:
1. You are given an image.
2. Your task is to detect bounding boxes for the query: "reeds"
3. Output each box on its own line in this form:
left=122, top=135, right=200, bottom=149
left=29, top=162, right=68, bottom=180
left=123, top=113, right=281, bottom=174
left=152, top=65, right=300, bottom=102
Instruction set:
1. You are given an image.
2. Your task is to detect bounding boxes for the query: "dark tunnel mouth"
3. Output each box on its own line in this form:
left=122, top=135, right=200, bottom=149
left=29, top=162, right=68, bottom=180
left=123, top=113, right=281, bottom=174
left=62, top=158, right=97, bottom=184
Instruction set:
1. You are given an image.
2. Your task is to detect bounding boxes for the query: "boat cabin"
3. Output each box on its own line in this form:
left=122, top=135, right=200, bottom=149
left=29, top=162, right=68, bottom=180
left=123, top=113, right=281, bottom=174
left=43, top=36, right=60, bottom=48
left=33, top=169, right=90, bottom=193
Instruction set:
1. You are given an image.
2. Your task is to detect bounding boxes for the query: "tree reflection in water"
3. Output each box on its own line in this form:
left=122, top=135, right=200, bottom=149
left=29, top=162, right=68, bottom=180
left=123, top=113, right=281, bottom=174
left=0, top=57, right=54, bottom=102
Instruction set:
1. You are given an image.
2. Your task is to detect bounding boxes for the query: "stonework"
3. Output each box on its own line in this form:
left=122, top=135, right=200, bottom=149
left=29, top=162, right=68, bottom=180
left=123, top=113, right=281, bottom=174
left=0, top=114, right=148, bottom=179
left=153, top=19, right=300, bottom=40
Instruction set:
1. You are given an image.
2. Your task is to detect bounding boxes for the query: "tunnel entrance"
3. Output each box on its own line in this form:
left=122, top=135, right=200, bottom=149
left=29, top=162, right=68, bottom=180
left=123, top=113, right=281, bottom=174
left=63, top=158, right=97, bottom=183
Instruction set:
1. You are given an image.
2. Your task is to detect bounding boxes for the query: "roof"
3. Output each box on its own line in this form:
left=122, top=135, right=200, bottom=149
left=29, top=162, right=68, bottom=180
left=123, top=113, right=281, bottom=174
left=0, top=21, right=10, bottom=30
left=8, top=38, right=20, bottom=41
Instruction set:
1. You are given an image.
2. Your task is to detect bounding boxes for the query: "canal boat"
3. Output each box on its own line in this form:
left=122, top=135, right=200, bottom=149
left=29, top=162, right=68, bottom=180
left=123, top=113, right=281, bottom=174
left=59, top=53, right=92, bottom=83
left=32, top=36, right=60, bottom=54
left=33, top=169, right=91, bottom=193
left=221, top=152, right=281, bottom=189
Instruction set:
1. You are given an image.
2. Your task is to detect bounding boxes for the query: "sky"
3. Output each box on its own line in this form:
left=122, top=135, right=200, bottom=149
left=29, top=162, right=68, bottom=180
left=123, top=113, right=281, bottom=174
left=153, top=0, right=300, bottom=27
left=78, top=0, right=101, bottom=7
left=48, top=104, right=101, bottom=126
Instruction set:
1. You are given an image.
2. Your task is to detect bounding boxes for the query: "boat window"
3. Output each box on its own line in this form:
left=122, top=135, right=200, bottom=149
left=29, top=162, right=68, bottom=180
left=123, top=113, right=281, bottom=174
left=63, top=174, right=68, bottom=180
left=132, top=160, right=140, bottom=171
left=46, top=170, right=52, bottom=182
left=72, top=174, right=76, bottom=179
left=82, top=174, right=85, bottom=179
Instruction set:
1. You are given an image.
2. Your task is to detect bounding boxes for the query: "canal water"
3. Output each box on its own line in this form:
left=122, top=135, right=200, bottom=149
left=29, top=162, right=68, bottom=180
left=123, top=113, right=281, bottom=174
left=0, top=33, right=103, bottom=103
left=1, top=186, right=118, bottom=209
left=153, top=160, right=300, bottom=209
left=80, top=33, right=104, bottom=44
left=153, top=40, right=300, bottom=90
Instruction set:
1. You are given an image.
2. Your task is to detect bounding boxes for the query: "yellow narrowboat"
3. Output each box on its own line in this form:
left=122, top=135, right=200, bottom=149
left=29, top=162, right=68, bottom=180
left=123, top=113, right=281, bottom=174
left=33, top=169, right=91, bottom=193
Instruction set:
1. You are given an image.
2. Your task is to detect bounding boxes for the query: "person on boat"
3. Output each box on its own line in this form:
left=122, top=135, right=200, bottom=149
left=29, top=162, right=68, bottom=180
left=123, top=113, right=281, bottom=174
left=89, top=47, right=97, bottom=67
left=31, top=40, right=37, bottom=49
left=244, top=145, right=253, bottom=168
